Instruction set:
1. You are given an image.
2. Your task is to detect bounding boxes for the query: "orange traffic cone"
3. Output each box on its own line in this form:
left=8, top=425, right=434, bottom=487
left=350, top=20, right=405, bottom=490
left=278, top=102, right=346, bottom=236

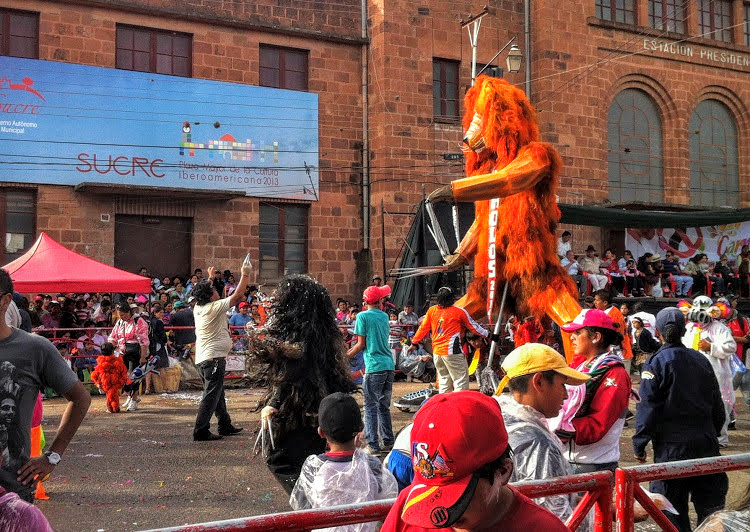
left=30, top=425, right=49, bottom=500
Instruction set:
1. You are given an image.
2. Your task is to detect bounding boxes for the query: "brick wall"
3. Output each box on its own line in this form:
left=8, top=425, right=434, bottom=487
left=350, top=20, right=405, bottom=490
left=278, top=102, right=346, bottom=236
left=6, top=0, right=365, bottom=299
left=532, top=0, right=750, bottom=214
left=5, top=0, right=750, bottom=302
left=36, top=186, right=115, bottom=262
left=366, top=0, right=525, bottom=282
left=370, top=0, right=750, bottom=277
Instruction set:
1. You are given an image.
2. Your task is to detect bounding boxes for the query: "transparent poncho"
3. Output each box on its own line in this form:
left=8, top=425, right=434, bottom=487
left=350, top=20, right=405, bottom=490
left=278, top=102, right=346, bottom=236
left=290, top=448, right=398, bottom=532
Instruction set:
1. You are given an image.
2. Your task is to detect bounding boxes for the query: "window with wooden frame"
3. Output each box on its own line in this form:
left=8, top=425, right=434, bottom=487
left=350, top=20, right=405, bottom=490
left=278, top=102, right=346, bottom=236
left=596, top=0, right=636, bottom=24
left=608, top=89, right=664, bottom=204
left=433, top=59, right=460, bottom=119
left=744, top=3, right=750, bottom=45
left=116, top=25, right=192, bottom=77
left=0, top=190, right=36, bottom=264
left=0, top=8, right=38, bottom=58
left=259, top=45, right=309, bottom=91
left=648, top=0, right=686, bottom=33
left=689, top=100, right=739, bottom=208
left=258, top=204, right=308, bottom=281
left=698, top=0, right=733, bottom=43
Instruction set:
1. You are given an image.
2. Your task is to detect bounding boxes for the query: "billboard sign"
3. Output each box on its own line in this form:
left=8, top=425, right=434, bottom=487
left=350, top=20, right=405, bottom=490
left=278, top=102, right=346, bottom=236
left=625, top=224, right=750, bottom=265
left=0, top=57, right=319, bottom=200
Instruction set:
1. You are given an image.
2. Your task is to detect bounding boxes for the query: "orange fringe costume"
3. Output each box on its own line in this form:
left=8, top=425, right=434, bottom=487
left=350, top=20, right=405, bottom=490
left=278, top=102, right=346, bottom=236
left=428, top=76, right=581, bottom=358
left=90, top=355, right=129, bottom=413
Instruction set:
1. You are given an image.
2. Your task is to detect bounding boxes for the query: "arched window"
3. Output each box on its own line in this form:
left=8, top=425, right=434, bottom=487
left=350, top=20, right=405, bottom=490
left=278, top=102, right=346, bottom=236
left=608, top=89, right=664, bottom=203
left=690, top=100, right=739, bottom=208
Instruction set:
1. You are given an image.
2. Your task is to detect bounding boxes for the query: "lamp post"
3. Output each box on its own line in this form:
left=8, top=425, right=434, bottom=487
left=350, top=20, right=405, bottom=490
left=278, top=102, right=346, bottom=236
left=506, top=44, right=523, bottom=74
left=475, top=38, right=524, bottom=81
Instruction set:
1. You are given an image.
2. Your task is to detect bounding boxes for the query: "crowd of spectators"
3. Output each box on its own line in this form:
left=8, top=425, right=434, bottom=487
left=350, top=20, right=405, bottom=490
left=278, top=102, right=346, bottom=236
left=558, top=232, right=750, bottom=299
left=6, top=256, right=750, bottom=530
left=3, top=266, right=276, bottom=393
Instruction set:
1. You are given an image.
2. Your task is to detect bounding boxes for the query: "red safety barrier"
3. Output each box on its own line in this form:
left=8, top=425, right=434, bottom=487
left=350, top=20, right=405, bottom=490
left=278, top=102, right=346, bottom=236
left=615, top=452, right=750, bottom=532
left=143, top=471, right=614, bottom=532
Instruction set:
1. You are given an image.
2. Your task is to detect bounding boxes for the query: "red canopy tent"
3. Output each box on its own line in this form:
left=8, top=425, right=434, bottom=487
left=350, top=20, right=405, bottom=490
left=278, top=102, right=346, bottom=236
left=3, top=232, right=152, bottom=294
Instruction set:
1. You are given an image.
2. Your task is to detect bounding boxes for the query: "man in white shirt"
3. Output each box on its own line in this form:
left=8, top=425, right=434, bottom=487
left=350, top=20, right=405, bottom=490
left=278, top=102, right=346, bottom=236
left=557, top=231, right=572, bottom=260
left=192, top=262, right=251, bottom=441
left=579, top=245, right=608, bottom=291
left=561, top=250, right=587, bottom=297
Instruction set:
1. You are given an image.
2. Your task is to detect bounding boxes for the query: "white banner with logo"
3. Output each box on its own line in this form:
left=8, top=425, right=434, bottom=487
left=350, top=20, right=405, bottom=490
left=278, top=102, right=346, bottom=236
left=625, top=223, right=750, bottom=265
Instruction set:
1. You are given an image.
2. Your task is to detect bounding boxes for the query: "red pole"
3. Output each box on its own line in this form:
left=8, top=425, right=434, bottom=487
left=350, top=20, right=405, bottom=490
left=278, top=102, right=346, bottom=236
left=633, top=485, right=677, bottom=532
left=566, top=489, right=597, bottom=531
left=615, top=467, right=634, bottom=532
left=594, top=484, right=613, bottom=532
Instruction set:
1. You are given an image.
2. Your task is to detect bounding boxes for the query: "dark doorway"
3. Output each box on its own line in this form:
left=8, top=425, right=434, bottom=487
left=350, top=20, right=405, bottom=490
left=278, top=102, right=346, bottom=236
left=115, top=215, right=192, bottom=279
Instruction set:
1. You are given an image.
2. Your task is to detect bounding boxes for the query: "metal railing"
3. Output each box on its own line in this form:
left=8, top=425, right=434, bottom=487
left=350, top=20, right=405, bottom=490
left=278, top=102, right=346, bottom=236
left=146, top=453, right=750, bottom=532
left=145, top=471, right=614, bottom=532
left=615, top=453, right=750, bottom=531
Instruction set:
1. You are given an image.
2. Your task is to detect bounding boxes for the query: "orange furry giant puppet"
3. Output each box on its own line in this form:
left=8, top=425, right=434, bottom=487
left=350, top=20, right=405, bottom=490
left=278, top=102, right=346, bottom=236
left=427, top=76, right=580, bottom=353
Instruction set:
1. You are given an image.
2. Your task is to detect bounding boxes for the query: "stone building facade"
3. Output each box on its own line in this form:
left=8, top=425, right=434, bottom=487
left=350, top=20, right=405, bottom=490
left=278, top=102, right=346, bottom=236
left=0, top=0, right=748, bottom=302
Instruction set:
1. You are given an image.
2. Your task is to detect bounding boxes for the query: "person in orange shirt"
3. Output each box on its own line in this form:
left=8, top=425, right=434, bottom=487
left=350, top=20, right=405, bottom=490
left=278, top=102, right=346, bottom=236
left=593, top=290, right=633, bottom=373
left=409, top=287, right=489, bottom=393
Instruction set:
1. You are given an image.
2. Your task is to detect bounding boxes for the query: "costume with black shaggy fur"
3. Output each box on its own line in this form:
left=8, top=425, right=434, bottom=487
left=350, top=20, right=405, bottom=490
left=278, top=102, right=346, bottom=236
left=247, top=274, right=357, bottom=493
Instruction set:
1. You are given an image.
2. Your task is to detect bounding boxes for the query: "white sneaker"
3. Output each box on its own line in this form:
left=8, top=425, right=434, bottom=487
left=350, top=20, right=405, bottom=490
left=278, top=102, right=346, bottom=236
left=126, top=401, right=138, bottom=412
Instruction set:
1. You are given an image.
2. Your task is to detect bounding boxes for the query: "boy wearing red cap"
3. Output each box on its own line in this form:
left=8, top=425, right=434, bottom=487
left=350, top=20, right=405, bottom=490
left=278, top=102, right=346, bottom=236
left=382, top=391, right=567, bottom=531
left=347, top=285, right=395, bottom=455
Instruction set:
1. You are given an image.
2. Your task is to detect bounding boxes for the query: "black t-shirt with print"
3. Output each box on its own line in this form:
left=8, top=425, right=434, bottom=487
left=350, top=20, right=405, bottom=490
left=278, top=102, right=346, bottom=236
left=0, top=329, right=78, bottom=500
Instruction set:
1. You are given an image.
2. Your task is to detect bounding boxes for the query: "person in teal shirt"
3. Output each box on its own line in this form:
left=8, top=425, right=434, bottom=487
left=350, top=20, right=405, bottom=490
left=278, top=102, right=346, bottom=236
left=348, top=285, right=395, bottom=455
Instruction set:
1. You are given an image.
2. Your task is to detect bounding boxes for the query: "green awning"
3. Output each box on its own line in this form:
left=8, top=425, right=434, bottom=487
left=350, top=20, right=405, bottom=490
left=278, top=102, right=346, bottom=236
left=390, top=201, right=750, bottom=312
left=559, top=204, right=750, bottom=228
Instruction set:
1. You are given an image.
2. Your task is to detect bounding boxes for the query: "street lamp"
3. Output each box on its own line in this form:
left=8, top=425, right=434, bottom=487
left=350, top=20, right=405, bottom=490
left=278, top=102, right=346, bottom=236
left=474, top=38, right=524, bottom=82
left=506, top=44, right=523, bottom=74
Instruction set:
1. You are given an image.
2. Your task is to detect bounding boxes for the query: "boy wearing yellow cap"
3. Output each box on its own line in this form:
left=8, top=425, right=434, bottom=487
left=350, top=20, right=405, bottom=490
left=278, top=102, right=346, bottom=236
left=494, top=343, right=589, bottom=524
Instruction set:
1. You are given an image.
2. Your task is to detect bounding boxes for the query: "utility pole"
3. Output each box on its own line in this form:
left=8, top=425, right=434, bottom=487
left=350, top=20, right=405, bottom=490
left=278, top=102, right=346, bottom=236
left=461, top=6, right=489, bottom=86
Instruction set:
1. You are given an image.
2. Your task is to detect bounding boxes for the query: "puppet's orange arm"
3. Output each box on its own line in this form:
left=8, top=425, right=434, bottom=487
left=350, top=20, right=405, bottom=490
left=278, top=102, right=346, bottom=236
left=452, top=143, right=550, bottom=202
left=455, top=217, right=480, bottom=259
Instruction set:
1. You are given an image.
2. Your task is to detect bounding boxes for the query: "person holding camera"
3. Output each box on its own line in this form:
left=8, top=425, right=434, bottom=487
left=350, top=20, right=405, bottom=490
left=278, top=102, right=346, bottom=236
left=191, top=261, right=251, bottom=441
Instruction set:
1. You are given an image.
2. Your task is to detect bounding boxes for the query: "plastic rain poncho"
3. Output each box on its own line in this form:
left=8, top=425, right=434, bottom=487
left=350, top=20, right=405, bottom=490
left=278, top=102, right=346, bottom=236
left=398, top=345, right=435, bottom=379
left=289, top=449, right=398, bottom=532
left=495, top=394, right=588, bottom=530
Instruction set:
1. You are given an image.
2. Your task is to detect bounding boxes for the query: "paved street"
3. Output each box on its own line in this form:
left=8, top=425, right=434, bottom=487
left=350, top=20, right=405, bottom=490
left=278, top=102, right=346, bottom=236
left=36, top=381, right=750, bottom=531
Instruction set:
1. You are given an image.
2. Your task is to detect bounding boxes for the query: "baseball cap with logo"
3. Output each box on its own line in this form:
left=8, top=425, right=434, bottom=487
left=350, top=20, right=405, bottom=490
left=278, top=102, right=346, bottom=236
left=560, top=308, right=617, bottom=333
left=401, top=391, right=509, bottom=529
left=495, top=343, right=590, bottom=393
left=362, top=285, right=391, bottom=305
left=238, top=302, right=249, bottom=309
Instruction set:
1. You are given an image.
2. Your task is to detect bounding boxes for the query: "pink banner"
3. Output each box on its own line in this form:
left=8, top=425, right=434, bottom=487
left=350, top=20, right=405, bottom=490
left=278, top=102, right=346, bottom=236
left=625, top=223, right=750, bottom=265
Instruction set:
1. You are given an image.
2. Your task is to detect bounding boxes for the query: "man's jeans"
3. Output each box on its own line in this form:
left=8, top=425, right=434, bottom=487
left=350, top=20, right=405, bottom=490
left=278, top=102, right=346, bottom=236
left=672, top=274, right=694, bottom=296
left=193, top=358, right=233, bottom=436
left=363, top=370, right=394, bottom=451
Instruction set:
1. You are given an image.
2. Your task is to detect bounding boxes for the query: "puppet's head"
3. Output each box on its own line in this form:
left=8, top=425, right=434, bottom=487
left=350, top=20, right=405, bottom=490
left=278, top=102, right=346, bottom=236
left=678, top=296, right=730, bottom=325
left=462, top=76, right=540, bottom=174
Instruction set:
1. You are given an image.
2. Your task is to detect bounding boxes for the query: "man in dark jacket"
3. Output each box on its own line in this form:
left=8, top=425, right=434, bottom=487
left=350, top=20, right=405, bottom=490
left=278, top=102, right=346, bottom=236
left=633, top=307, right=728, bottom=532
